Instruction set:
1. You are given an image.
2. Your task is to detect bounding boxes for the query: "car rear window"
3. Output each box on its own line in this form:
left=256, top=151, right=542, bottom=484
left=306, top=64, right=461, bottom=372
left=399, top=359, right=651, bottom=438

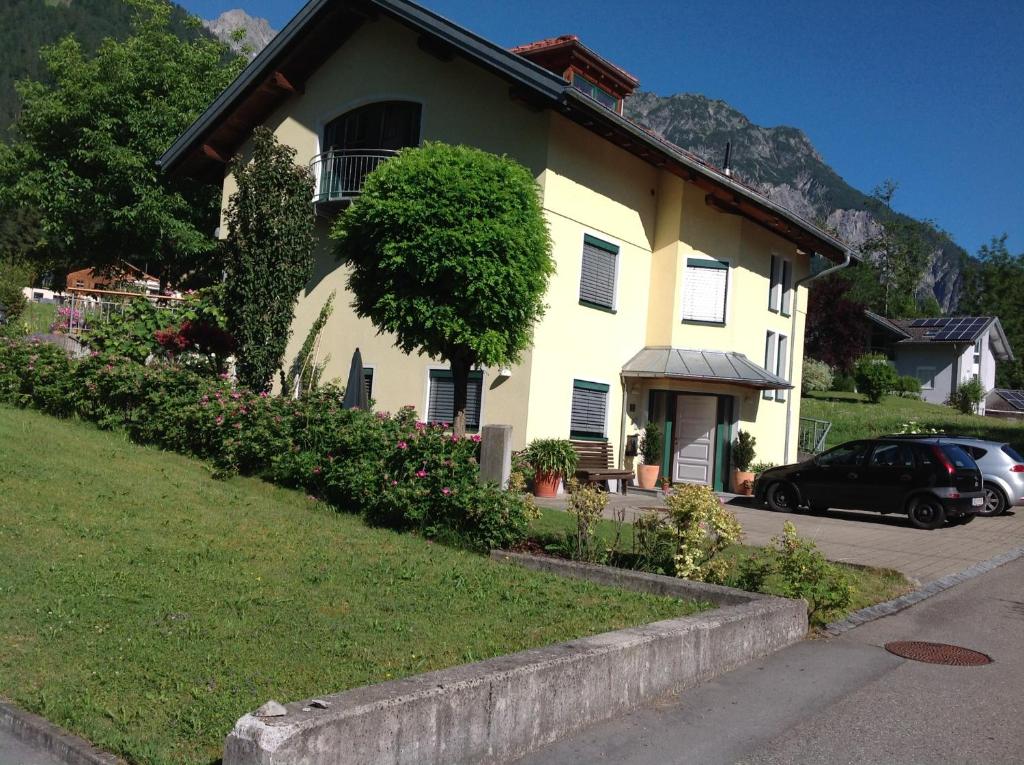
left=1002, top=445, right=1024, bottom=462
left=941, top=444, right=976, bottom=468
left=961, top=445, right=987, bottom=459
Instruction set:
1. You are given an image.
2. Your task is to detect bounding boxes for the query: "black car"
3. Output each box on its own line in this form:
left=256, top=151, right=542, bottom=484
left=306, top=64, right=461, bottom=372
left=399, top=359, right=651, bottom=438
left=753, top=438, right=984, bottom=529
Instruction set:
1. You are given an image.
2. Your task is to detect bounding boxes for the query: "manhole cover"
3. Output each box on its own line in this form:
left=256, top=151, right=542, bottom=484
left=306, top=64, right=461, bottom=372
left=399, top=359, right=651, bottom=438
left=884, top=641, right=992, bottom=666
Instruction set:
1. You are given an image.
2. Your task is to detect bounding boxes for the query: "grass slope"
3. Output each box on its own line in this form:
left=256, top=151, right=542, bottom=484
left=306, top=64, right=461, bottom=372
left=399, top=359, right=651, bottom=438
left=0, top=406, right=701, bottom=765
left=802, top=391, right=1024, bottom=451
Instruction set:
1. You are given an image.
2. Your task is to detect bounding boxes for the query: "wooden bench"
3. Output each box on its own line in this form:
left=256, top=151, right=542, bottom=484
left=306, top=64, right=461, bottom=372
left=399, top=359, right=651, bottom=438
left=572, top=440, right=634, bottom=493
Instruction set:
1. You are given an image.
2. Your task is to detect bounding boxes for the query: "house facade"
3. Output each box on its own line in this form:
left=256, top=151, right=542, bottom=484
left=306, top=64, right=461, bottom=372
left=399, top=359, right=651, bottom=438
left=160, top=0, right=852, bottom=488
left=866, top=311, right=1013, bottom=413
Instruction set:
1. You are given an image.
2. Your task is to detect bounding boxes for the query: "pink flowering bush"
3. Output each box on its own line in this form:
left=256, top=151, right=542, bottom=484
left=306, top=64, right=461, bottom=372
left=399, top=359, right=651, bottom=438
left=0, top=338, right=531, bottom=550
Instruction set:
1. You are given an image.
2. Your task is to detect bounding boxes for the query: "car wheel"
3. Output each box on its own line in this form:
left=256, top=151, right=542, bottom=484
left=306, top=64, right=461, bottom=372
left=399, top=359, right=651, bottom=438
left=907, top=497, right=946, bottom=530
left=766, top=482, right=797, bottom=513
left=978, top=483, right=1007, bottom=517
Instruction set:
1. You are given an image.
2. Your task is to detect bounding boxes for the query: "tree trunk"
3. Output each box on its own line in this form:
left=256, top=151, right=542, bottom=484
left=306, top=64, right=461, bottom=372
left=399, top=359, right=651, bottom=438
left=450, top=356, right=469, bottom=438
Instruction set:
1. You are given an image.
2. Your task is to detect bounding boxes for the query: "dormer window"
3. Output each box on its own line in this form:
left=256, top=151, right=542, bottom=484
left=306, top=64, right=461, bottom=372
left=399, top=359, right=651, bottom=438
left=571, top=72, right=618, bottom=111
left=511, top=35, right=638, bottom=115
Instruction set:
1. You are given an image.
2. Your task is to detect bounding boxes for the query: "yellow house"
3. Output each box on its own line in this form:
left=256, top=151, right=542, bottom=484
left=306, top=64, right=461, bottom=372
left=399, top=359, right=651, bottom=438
left=160, top=0, right=854, bottom=491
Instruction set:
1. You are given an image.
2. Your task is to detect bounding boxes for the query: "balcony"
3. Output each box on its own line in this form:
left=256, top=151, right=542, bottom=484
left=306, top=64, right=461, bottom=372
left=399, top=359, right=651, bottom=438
left=310, top=149, right=398, bottom=207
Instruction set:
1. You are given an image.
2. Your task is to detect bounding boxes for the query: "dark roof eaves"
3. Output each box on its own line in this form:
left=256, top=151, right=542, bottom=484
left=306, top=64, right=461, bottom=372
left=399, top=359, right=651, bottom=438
left=158, top=0, right=566, bottom=171
left=560, top=90, right=852, bottom=259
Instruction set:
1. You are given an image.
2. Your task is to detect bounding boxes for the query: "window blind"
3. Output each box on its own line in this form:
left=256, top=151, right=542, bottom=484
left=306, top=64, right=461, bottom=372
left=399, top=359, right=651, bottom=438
left=363, top=368, right=374, bottom=401
left=776, top=335, right=788, bottom=402
left=769, top=255, right=781, bottom=311
left=682, top=259, right=728, bottom=323
left=428, top=370, right=482, bottom=430
left=570, top=380, right=609, bottom=439
left=764, top=331, right=777, bottom=400
left=781, top=260, right=792, bottom=315
left=579, top=235, right=618, bottom=310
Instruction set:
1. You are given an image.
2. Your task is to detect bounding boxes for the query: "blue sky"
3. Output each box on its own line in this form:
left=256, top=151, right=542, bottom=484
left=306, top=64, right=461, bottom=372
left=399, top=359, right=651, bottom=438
left=181, top=0, right=1024, bottom=256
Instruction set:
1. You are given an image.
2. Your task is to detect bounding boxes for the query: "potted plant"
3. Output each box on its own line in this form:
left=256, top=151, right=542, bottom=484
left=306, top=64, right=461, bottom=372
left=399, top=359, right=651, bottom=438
left=636, top=421, right=662, bottom=489
left=731, top=430, right=756, bottom=495
left=523, top=438, right=579, bottom=498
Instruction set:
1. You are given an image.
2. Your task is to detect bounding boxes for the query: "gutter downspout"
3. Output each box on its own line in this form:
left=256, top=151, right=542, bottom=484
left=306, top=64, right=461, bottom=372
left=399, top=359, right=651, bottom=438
left=784, top=248, right=854, bottom=461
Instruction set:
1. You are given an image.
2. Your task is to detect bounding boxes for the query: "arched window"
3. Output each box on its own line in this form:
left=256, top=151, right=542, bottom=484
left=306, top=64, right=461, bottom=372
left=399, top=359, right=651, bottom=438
left=315, top=102, right=421, bottom=204
left=323, top=101, right=421, bottom=153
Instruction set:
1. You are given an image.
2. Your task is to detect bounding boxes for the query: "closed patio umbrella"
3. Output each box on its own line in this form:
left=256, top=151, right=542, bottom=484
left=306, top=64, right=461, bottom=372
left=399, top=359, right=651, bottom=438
left=341, top=347, right=368, bottom=409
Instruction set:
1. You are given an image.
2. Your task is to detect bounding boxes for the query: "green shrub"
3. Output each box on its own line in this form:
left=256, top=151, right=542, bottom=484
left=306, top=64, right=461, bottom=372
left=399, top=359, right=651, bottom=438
left=0, top=338, right=533, bottom=552
left=734, top=521, right=853, bottom=627
left=801, top=358, right=833, bottom=394
left=732, top=430, right=756, bottom=472
left=550, top=478, right=609, bottom=563
left=639, top=421, right=663, bottom=465
left=853, top=353, right=899, bottom=403
left=749, top=461, right=777, bottom=475
left=84, top=300, right=169, bottom=363
left=948, top=377, right=985, bottom=414
left=664, top=484, right=743, bottom=584
left=831, top=372, right=857, bottom=392
left=895, top=375, right=922, bottom=398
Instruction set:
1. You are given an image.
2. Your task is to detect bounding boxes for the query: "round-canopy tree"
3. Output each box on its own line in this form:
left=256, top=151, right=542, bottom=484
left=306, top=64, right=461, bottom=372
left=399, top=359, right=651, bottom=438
left=332, top=142, right=553, bottom=436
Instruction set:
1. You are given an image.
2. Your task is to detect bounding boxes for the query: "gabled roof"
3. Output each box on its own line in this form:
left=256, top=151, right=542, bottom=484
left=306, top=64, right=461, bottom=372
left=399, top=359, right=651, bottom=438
left=622, top=347, right=792, bottom=390
left=865, top=311, right=1014, bottom=360
left=158, top=0, right=853, bottom=262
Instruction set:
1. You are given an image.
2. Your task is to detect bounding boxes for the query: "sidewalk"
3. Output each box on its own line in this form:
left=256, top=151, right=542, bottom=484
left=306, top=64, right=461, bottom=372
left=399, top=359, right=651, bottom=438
left=514, top=555, right=1024, bottom=765
left=534, top=492, right=1024, bottom=584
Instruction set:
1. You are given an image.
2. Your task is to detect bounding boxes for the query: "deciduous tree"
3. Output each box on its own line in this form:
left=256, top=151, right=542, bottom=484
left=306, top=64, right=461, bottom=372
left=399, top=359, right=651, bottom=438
left=0, top=0, right=245, bottom=288
left=332, top=142, right=554, bottom=435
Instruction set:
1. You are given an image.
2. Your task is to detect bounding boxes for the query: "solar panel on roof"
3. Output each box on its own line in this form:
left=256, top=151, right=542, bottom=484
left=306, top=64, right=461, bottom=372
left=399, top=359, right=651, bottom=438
left=998, top=390, right=1024, bottom=411
left=910, top=319, right=929, bottom=327
left=933, top=317, right=988, bottom=341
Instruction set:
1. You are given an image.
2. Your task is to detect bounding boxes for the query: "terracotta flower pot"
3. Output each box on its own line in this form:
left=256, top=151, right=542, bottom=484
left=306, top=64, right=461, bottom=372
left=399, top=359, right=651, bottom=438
left=533, top=470, right=562, bottom=498
left=637, top=464, right=660, bottom=490
left=732, top=469, right=755, bottom=495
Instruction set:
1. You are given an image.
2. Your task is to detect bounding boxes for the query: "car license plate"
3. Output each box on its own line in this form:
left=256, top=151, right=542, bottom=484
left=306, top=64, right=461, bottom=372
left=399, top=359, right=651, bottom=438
left=972, top=497, right=984, bottom=506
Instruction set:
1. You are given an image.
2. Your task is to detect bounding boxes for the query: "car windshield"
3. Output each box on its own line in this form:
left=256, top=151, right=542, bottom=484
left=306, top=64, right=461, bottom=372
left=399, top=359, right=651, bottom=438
left=1002, top=445, right=1024, bottom=462
left=941, top=444, right=976, bottom=469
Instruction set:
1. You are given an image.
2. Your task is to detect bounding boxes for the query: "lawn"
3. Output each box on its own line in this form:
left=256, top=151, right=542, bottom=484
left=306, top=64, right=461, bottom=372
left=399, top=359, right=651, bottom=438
left=0, top=406, right=704, bottom=765
left=802, top=390, right=1024, bottom=451
left=20, top=301, right=57, bottom=334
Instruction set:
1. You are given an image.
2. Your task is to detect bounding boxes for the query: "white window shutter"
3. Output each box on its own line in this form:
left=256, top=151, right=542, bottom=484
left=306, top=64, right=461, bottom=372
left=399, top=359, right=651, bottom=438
left=764, top=332, right=777, bottom=400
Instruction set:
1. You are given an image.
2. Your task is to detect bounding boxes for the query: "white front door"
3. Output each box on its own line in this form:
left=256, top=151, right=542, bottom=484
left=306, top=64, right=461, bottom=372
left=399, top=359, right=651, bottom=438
left=673, top=395, right=717, bottom=485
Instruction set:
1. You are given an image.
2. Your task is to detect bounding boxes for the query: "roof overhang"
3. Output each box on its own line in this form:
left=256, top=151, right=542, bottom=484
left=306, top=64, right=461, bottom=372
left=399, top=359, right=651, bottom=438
left=622, top=347, right=793, bottom=390
left=158, top=0, right=852, bottom=262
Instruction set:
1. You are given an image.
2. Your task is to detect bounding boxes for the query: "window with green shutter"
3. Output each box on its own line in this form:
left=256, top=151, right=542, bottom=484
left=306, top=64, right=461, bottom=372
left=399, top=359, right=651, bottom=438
left=579, top=235, right=618, bottom=312
left=428, top=369, right=483, bottom=430
left=570, top=379, right=609, bottom=440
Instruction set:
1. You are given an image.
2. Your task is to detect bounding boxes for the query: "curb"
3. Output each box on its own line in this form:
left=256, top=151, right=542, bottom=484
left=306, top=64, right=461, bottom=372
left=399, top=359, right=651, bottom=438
left=0, top=700, right=123, bottom=765
left=223, top=553, right=807, bottom=765
left=824, top=545, right=1024, bottom=636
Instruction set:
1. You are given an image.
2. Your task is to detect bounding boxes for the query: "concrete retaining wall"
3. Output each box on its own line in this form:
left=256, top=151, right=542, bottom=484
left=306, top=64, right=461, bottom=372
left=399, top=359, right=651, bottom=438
left=224, top=553, right=807, bottom=765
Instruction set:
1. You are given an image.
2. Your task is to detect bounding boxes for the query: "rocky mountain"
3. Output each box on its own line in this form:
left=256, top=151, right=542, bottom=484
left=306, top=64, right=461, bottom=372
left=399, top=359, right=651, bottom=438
left=202, top=8, right=276, bottom=58
left=625, top=92, right=967, bottom=310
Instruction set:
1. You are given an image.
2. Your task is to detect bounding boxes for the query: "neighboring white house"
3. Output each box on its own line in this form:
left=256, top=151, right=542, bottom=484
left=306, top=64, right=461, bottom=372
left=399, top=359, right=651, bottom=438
left=866, top=311, right=1013, bottom=413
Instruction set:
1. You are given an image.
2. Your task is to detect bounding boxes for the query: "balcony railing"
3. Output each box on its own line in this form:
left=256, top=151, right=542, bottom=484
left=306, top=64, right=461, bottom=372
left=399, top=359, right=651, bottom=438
left=310, top=149, right=398, bottom=205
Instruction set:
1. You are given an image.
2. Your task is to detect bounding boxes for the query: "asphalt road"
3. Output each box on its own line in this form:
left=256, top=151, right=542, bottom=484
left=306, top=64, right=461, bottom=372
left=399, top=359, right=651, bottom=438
left=517, top=556, right=1024, bottom=765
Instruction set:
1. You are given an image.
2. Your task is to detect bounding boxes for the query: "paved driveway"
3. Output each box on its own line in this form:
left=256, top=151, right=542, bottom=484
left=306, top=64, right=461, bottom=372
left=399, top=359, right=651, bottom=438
left=534, top=493, right=1024, bottom=584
